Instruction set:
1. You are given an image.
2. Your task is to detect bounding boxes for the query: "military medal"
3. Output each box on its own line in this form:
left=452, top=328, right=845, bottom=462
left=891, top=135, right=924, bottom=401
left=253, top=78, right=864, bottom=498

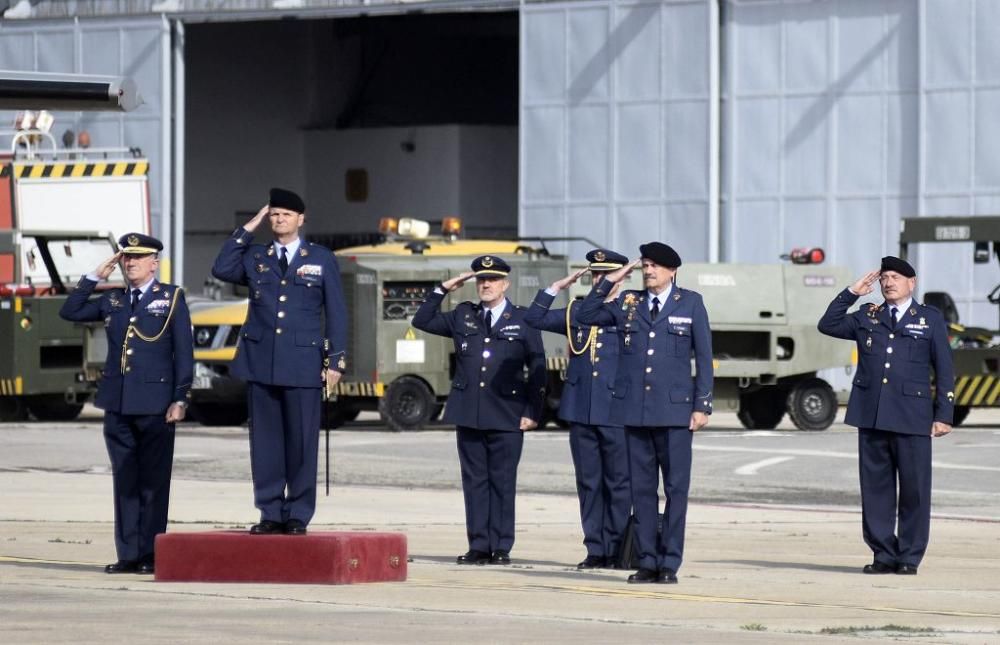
left=866, top=336, right=872, bottom=349
left=461, top=341, right=468, bottom=352
left=256, top=263, right=268, bottom=273
left=576, top=328, right=583, bottom=344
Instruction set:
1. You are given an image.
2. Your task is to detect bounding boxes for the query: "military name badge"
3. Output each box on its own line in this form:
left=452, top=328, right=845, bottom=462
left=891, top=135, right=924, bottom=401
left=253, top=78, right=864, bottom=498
left=297, top=264, right=322, bottom=277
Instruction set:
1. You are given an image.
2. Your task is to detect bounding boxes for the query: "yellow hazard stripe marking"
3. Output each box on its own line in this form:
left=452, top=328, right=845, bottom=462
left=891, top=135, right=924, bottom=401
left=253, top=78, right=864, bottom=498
left=15, top=376, right=22, bottom=395
left=958, top=375, right=982, bottom=406
left=986, top=379, right=1000, bottom=406
left=1, top=379, right=7, bottom=395
left=971, top=376, right=994, bottom=406
left=333, top=382, right=385, bottom=397
left=406, top=578, right=1000, bottom=619
left=12, top=162, right=148, bottom=178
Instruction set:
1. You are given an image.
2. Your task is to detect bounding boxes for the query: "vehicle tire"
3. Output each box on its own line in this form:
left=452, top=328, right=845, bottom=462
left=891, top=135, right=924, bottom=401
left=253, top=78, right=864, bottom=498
left=378, top=376, right=434, bottom=432
left=27, top=397, right=84, bottom=422
left=189, top=403, right=248, bottom=427
left=951, top=405, right=970, bottom=427
left=736, top=388, right=786, bottom=430
left=0, top=397, right=28, bottom=422
left=786, top=378, right=837, bottom=431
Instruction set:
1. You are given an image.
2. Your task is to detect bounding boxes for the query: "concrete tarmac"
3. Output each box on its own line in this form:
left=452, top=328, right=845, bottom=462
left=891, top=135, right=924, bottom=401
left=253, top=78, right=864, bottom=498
left=2, top=469, right=999, bottom=643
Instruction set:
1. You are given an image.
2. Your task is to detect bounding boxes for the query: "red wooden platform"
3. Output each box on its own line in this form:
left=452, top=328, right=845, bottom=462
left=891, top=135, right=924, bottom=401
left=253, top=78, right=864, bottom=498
left=154, top=531, right=407, bottom=584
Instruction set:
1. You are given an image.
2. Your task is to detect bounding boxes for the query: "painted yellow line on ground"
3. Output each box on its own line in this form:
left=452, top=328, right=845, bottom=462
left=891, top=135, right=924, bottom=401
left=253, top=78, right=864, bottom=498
left=0, top=555, right=103, bottom=566
left=408, top=578, right=1000, bottom=619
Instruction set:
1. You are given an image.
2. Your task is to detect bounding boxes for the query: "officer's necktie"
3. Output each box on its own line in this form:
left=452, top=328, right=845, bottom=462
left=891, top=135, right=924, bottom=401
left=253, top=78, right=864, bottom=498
left=650, top=297, right=660, bottom=320
left=484, top=309, right=493, bottom=330
left=131, top=288, right=141, bottom=310
left=890, top=306, right=898, bottom=329
left=278, top=246, right=289, bottom=274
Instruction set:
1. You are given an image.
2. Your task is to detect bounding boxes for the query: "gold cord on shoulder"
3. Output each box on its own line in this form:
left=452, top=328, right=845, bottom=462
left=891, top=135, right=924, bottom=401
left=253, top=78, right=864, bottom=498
left=565, top=301, right=597, bottom=357
left=120, top=288, right=182, bottom=374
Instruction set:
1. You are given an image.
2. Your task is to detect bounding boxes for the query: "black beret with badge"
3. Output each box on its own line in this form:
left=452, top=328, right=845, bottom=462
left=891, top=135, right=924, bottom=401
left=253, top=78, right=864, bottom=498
left=639, top=241, right=682, bottom=268
left=118, top=232, right=163, bottom=255
left=586, top=248, right=628, bottom=271
left=471, top=255, right=511, bottom=277
left=880, top=255, right=915, bottom=278
left=269, top=187, right=306, bottom=214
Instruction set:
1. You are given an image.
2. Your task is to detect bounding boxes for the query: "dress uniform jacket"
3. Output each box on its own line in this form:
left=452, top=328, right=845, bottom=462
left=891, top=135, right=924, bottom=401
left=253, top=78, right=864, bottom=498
left=60, top=277, right=194, bottom=414
left=575, top=283, right=714, bottom=425
left=524, top=291, right=620, bottom=426
left=211, top=227, right=348, bottom=386
left=818, top=289, right=955, bottom=432
left=60, top=275, right=193, bottom=564
left=412, top=291, right=546, bottom=430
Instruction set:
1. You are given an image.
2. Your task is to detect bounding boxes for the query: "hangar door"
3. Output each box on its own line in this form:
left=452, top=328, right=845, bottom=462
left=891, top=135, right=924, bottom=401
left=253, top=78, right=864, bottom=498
left=519, top=0, right=716, bottom=261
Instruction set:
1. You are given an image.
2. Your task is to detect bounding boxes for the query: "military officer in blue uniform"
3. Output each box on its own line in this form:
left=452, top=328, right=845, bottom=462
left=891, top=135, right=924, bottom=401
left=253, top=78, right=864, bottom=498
left=211, top=188, right=348, bottom=536
left=576, top=242, right=713, bottom=584
left=818, top=256, right=954, bottom=575
left=524, top=249, right=631, bottom=569
left=60, top=233, right=193, bottom=574
left=412, top=255, right=546, bottom=566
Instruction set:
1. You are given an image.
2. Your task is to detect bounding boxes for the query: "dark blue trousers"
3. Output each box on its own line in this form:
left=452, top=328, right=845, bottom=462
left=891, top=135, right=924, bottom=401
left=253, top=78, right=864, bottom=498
left=456, top=427, right=524, bottom=554
left=103, top=411, right=175, bottom=563
left=627, top=426, right=693, bottom=572
left=859, top=428, right=932, bottom=568
left=247, top=383, right=321, bottom=525
left=569, top=423, right=630, bottom=558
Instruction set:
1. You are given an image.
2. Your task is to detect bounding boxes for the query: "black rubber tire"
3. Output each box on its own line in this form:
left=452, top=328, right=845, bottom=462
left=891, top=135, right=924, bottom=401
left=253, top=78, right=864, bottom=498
left=786, top=378, right=837, bottom=431
left=736, top=388, right=786, bottom=430
left=0, top=397, right=28, bottom=422
left=26, top=396, right=84, bottom=422
left=951, top=405, right=970, bottom=427
left=189, top=403, right=248, bottom=427
left=378, top=376, right=434, bottom=432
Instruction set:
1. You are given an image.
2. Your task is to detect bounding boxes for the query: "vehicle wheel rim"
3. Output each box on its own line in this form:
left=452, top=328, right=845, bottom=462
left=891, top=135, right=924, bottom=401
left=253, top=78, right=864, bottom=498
left=802, top=391, right=826, bottom=419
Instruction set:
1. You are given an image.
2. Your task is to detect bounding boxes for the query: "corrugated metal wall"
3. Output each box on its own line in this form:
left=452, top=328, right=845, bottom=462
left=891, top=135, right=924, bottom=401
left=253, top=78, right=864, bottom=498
left=0, top=16, right=173, bottom=273
left=519, top=0, right=714, bottom=262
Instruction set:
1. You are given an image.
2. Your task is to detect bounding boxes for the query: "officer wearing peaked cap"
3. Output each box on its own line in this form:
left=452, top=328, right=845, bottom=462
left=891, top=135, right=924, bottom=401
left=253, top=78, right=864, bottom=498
left=576, top=242, right=713, bottom=585
left=818, top=256, right=954, bottom=576
left=211, top=187, right=348, bottom=536
left=412, top=255, right=546, bottom=566
left=60, top=232, right=193, bottom=575
left=524, top=249, right=631, bottom=570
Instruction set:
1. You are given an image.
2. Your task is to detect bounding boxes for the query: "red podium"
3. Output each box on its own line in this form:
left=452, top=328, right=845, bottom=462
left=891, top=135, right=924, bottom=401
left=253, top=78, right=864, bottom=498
left=154, top=531, right=407, bottom=584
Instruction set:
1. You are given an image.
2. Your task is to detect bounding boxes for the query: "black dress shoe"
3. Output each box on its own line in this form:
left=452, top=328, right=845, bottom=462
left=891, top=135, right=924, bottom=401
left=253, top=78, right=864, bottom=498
left=627, top=567, right=659, bottom=584
left=105, top=560, right=138, bottom=574
left=137, top=561, right=155, bottom=575
left=489, top=550, right=511, bottom=565
left=577, top=555, right=606, bottom=569
left=284, top=519, right=307, bottom=535
left=249, top=520, right=284, bottom=535
left=863, top=561, right=896, bottom=574
left=456, top=550, right=491, bottom=565
left=896, top=564, right=918, bottom=575
left=657, top=568, right=678, bottom=584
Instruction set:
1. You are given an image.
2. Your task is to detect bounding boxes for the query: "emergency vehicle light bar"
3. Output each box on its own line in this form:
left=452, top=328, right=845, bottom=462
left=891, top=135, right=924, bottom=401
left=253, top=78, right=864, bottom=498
left=0, top=71, right=142, bottom=112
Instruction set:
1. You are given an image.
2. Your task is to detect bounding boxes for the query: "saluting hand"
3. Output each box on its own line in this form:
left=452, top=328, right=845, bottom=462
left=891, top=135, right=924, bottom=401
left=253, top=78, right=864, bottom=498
left=549, top=267, right=589, bottom=293
left=605, top=259, right=642, bottom=285
left=519, top=417, right=538, bottom=431
left=244, top=204, right=270, bottom=233
left=932, top=421, right=952, bottom=438
left=849, top=270, right=881, bottom=296
left=94, top=251, right=123, bottom=280
left=689, top=411, right=709, bottom=432
left=441, top=272, right=476, bottom=292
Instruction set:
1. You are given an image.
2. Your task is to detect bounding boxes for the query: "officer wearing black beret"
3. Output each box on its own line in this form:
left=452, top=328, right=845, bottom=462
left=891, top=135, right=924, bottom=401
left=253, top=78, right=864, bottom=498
left=60, top=232, right=193, bottom=574
left=576, top=242, right=714, bottom=584
left=819, top=256, right=954, bottom=575
left=212, top=187, right=349, bottom=536
left=524, top=250, right=631, bottom=569
left=412, top=255, right=546, bottom=565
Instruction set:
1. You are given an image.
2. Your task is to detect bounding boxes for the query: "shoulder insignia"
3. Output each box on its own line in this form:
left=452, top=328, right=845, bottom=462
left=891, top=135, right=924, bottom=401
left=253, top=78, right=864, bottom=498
left=152, top=284, right=161, bottom=293
left=503, top=311, right=512, bottom=319
left=909, top=308, right=917, bottom=316
left=673, top=292, right=681, bottom=301
left=267, top=247, right=275, bottom=256
left=300, top=247, right=309, bottom=257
